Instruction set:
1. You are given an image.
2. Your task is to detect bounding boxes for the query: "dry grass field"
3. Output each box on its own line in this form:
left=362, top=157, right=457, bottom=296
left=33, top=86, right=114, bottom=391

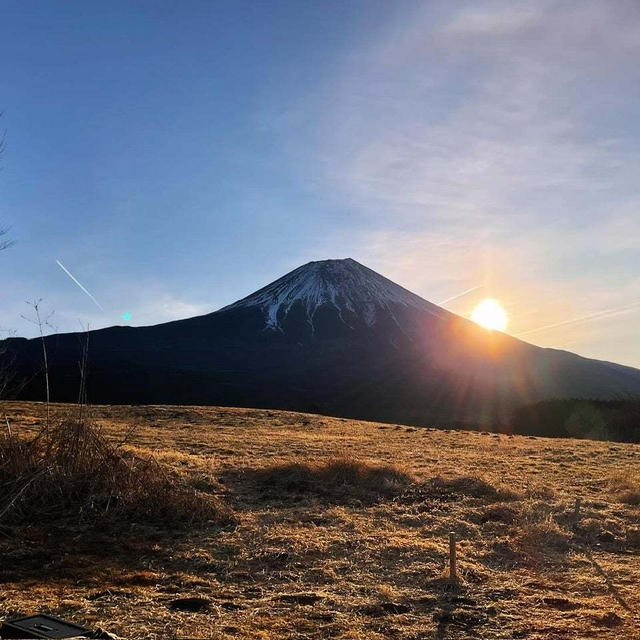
left=1, top=401, right=639, bottom=639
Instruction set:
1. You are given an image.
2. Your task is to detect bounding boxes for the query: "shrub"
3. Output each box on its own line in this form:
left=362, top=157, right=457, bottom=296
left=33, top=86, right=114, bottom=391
left=423, top=475, right=520, bottom=502
left=626, top=527, right=640, bottom=548
left=609, top=471, right=640, bottom=505
left=480, top=504, right=518, bottom=524
left=516, top=517, right=572, bottom=557
left=252, top=456, right=412, bottom=501
left=0, top=418, right=232, bottom=527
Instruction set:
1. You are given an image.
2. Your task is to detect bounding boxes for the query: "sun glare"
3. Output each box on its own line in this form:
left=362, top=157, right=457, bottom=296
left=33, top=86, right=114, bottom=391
left=471, top=298, right=508, bottom=331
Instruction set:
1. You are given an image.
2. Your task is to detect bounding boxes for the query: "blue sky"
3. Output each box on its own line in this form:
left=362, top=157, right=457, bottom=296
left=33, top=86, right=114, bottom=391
left=1, top=1, right=639, bottom=367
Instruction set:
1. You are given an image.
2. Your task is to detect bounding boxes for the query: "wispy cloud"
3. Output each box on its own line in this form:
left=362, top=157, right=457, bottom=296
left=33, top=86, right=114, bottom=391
left=298, top=0, right=640, bottom=366
left=445, top=5, right=542, bottom=36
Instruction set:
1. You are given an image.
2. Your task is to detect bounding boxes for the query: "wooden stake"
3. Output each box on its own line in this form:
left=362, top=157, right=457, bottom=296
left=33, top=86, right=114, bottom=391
left=449, top=531, right=457, bottom=581
left=573, top=497, right=582, bottom=526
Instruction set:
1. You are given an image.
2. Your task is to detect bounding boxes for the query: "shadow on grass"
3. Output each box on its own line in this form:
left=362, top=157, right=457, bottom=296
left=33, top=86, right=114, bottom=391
left=583, top=548, right=632, bottom=612
left=229, top=456, right=413, bottom=505
left=0, top=519, right=236, bottom=587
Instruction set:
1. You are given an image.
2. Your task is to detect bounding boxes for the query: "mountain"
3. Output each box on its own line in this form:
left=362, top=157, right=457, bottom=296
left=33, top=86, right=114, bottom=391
left=4, top=258, right=640, bottom=428
left=222, top=258, right=445, bottom=331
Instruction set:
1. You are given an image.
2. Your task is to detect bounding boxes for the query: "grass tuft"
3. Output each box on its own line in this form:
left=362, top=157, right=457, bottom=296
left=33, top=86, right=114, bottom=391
left=251, top=455, right=412, bottom=501
left=0, top=418, right=232, bottom=527
left=516, top=518, right=572, bottom=556
left=427, top=475, right=521, bottom=501
left=609, top=471, right=640, bottom=505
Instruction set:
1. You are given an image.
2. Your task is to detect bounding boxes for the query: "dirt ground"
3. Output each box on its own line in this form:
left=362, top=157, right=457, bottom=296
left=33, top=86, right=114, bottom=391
left=1, top=401, right=639, bottom=639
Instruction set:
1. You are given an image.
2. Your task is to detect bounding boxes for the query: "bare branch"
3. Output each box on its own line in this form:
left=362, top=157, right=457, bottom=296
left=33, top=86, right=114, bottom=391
left=0, top=113, right=13, bottom=251
left=0, top=227, right=14, bottom=251
left=22, top=300, right=54, bottom=426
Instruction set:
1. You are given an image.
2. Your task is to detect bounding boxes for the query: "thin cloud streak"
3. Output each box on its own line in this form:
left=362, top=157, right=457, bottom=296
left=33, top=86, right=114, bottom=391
left=55, top=259, right=104, bottom=311
left=437, top=285, right=482, bottom=306
left=516, top=300, right=640, bottom=338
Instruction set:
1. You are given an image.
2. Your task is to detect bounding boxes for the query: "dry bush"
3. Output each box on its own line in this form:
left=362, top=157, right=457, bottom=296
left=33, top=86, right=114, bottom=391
left=417, top=475, right=521, bottom=503
left=252, top=456, right=412, bottom=501
left=576, top=517, right=608, bottom=542
left=609, top=471, right=640, bottom=505
left=524, top=484, right=555, bottom=500
left=626, top=527, right=640, bottom=548
left=513, top=502, right=572, bottom=560
left=573, top=516, right=625, bottom=550
left=516, top=517, right=572, bottom=557
left=0, top=418, right=232, bottom=528
left=478, top=504, right=519, bottom=524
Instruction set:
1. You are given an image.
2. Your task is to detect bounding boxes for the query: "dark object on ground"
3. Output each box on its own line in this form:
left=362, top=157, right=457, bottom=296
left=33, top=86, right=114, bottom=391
left=594, top=611, right=624, bottom=627
left=0, top=614, right=91, bottom=638
left=541, top=596, right=580, bottom=611
left=169, top=596, right=211, bottom=612
left=277, top=593, right=323, bottom=605
left=87, top=630, right=119, bottom=640
left=360, top=602, right=412, bottom=617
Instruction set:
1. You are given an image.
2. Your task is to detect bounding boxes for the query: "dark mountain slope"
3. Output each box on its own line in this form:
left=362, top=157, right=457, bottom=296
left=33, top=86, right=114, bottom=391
left=4, top=258, right=640, bottom=427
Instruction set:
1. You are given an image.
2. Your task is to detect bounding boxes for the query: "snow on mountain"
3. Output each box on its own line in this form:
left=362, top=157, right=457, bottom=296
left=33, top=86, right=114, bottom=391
left=223, top=258, right=445, bottom=330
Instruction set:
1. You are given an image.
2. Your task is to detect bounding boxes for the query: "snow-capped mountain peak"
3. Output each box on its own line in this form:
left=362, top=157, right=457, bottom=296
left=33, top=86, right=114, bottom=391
left=223, top=258, right=444, bottom=330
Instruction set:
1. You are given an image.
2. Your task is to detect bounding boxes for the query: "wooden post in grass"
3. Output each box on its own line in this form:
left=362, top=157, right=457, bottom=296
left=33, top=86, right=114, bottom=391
left=573, top=497, right=582, bottom=528
left=449, top=531, right=457, bottom=581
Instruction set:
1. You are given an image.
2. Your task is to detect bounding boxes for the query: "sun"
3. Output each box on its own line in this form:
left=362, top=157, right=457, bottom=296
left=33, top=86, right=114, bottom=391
left=471, top=298, right=508, bottom=331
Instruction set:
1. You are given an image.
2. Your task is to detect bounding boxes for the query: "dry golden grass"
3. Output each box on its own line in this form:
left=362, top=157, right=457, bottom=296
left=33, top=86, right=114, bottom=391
left=0, top=401, right=639, bottom=639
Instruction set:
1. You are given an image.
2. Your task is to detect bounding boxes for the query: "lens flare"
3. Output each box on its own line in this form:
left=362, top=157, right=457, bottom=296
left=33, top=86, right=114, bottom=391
left=471, top=298, right=508, bottom=331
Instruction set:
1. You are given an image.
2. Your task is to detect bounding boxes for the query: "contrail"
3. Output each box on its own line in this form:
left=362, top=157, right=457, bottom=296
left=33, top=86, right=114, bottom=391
left=56, top=259, right=104, bottom=311
left=437, top=285, right=482, bottom=306
left=515, top=300, right=640, bottom=338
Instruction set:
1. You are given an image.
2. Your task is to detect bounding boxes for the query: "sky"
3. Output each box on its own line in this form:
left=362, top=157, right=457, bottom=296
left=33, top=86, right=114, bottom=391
left=1, top=0, right=639, bottom=367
